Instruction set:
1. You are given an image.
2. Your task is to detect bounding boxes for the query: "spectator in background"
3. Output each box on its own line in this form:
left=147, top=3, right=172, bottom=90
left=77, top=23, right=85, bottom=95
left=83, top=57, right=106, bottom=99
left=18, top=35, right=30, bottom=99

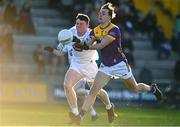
left=118, top=3, right=133, bottom=31
left=0, top=24, right=14, bottom=62
left=151, top=26, right=165, bottom=50
left=142, top=9, right=157, bottom=37
left=158, top=38, right=172, bottom=60
left=3, top=24, right=14, bottom=61
left=18, top=0, right=35, bottom=34
left=33, top=44, right=45, bottom=73
left=3, top=0, right=17, bottom=29
left=174, top=59, right=180, bottom=82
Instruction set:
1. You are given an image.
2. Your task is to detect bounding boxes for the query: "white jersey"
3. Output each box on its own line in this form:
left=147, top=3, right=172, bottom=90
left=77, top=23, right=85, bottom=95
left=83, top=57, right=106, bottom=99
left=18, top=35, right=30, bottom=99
left=55, top=27, right=99, bottom=82
left=55, top=26, right=99, bottom=64
left=69, top=26, right=98, bottom=63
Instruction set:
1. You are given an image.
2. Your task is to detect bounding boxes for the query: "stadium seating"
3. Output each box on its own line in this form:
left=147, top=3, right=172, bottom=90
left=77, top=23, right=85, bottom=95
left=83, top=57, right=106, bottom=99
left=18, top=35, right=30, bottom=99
left=132, top=35, right=175, bottom=85
left=0, top=0, right=69, bottom=84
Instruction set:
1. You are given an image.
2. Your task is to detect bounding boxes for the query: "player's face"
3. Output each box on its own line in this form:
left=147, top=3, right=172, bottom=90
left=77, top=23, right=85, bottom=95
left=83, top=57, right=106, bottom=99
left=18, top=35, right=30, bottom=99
left=75, top=19, right=88, bottom=36
left=98, top=9, right=111, bottom=24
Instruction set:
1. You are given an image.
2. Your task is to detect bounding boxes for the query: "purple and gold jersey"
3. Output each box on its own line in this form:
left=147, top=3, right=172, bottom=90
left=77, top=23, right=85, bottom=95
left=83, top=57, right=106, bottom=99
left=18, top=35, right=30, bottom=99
left=90, top=23, right=127, bottom=66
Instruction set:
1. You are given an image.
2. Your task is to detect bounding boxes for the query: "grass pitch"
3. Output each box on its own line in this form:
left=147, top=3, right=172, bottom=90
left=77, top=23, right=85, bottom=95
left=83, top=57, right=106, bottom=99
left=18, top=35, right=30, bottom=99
left=0, top=103, right=180, bottom=126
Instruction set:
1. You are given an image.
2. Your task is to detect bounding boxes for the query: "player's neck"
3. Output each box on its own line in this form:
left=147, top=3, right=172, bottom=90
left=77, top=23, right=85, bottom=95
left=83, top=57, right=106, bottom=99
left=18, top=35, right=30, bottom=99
left=100, top=21, right=111, bottom=29
left=77, top=31, right=86, bottom=37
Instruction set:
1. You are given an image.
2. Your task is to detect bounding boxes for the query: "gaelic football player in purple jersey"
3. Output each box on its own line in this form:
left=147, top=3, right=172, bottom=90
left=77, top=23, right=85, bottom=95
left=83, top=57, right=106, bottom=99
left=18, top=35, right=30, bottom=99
left=72, top=2, right=165, bottom=125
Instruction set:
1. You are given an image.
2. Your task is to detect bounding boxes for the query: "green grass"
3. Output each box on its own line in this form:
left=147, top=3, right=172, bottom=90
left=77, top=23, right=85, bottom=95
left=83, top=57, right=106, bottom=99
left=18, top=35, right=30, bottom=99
left=0, top=103, right=180, bottom=126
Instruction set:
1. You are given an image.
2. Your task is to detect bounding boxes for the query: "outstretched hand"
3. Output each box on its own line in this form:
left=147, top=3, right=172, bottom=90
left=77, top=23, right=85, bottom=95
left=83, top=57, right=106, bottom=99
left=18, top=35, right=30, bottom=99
left=44, top=46, right=54, bottom=53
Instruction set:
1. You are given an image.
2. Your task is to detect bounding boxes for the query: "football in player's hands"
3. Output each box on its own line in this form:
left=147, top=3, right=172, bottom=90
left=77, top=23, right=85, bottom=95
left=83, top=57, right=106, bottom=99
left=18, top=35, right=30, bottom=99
left=44, top=46, right=54, bottom=53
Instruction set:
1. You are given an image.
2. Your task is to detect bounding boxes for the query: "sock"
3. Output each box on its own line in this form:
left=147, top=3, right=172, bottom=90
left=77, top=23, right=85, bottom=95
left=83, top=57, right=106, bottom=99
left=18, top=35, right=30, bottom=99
left=106, top=103, right=112, bottom=110
left=72, top=108, right=79, bottom=115
left=90, top=108, right=97, bottom=116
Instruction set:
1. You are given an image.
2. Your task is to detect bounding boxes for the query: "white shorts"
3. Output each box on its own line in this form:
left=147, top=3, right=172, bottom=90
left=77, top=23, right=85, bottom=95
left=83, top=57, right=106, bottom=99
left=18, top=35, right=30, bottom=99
left=74, top=79, right=86, bottom=91
left=99, top=61, right=132, bottom=79
left=69, top=60, right=98, bottom=82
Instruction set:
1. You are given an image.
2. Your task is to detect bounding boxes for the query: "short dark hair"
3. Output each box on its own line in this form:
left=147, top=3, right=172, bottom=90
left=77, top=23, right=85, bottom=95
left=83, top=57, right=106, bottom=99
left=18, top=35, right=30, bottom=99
left=101, top=2, right=116, bottom=19
left=76, top=13, right=90, bottom=24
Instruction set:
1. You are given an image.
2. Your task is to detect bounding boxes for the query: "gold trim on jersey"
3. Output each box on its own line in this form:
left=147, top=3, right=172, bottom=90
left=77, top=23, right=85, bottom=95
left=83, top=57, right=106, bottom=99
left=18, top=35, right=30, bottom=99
left=93, top=23, right=118, bottom=40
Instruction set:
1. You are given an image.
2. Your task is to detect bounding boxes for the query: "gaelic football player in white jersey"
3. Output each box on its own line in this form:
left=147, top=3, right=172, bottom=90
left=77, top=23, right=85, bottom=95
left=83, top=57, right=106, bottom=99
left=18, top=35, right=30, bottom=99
left=52, top=41, right=99, bottom=122
left=44, top=13, right=115, bottom=124
left=46, top=38, right=99, bottom=123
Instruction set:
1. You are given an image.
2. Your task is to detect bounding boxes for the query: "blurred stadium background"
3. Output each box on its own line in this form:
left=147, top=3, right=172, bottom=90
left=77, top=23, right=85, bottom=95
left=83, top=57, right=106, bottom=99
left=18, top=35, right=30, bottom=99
left=0, top=0, right=180, bottom=126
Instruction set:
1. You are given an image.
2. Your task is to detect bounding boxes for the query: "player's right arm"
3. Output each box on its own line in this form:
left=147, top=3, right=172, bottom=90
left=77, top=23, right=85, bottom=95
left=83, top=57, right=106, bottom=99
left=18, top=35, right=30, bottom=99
left=53, top=43, right=66, bottom=56
left=44, top=43, right=66, bottom=56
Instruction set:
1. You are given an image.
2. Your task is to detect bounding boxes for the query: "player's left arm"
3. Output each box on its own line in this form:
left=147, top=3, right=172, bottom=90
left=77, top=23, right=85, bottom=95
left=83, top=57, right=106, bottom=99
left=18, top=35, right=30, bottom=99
left=73, top=27, right=118, bottom=50
left=89, top=35, right=115, bottom=50
left=73, top=35, right=115, bottom=50
left=53, top=43, right=66, bottom=56
left=90, top=27, right=118, bottom=49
